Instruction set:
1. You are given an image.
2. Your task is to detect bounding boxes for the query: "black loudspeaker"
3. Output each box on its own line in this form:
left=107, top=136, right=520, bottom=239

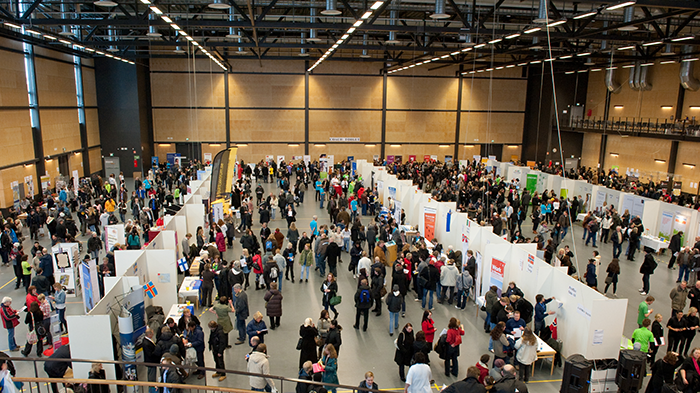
left=560, top=354, right=593, bottom=393
left=616, top=350, right=646, bottom=393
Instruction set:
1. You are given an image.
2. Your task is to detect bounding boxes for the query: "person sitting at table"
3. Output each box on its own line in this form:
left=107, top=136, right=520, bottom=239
left=177, top=307, right=201, bottom=333
left=156, top=317, right=180, bottom=341
left=505, top=311, right=526, bottom=336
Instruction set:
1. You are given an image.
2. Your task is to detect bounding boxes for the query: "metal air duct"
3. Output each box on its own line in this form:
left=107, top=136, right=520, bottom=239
left=308, top=8, right=321, bottom=42
left=360, top=34, right=371, bottom=58
left=605, top=68, right=622, bottom=93
left=226, top=8, right=240, bottom=39
left=638, top=64, right=652, bottom=91
left=107, top=28, right=119, bottom=52
left=147, top=14, right=161, bottom=37
left=299, top=32, right=309, bottom=56
left=430, top=0, right=449, bottom=19
left=59, top=0, right=74, bottom=36
left=618, top=7, right=637, bottom=31
left=321, top=0, right=341, bottom=16
left=533, top=0, right=548, bottom=24
left=386, top=10, right=400, bottom=44
left=680, top=45, right=700, bottom=91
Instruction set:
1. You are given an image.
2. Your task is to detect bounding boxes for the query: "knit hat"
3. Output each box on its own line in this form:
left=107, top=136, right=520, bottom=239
left=169, top=344, right=179, bottom=355
left=494, top=359, right=506, bottom=368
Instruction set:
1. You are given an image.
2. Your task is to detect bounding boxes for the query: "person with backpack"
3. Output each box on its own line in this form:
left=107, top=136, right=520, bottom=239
left=639, top=247, right=658, bottom=296
left=420, top=259, right=439, bottom=311
left=354, top=278, right=373, bottom=331
left=264, top=282, right=283, bottom=330
left=263, top=255, right=280, bottom=290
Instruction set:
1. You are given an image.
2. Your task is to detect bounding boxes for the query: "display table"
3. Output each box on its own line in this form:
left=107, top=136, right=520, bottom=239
left=534, top=336, right=557, bottom=376
left=189, top=257, right=201, bottom=275
left=167, top=304, right=194, bottom=324
left=641, top=235, right=669, bottom=253
left=178, top=277, right=201, bottom=306
left=386, top=241, right=397, bottom=264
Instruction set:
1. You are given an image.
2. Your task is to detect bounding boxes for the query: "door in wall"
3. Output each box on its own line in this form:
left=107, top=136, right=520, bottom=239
left=58, top=155, right=70, bottom=177
left=480, top=144, right=503, bottom=161
left=175, top=142, right=202, bottom=163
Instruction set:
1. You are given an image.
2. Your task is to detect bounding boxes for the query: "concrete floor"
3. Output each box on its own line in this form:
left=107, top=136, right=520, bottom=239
left=2, top=179, right=682, bottom=392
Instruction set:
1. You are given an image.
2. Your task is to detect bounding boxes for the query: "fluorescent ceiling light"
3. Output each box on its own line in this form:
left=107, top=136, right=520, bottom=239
left=140, top=0, right=150, bottom=3
left=577, top=52, right=591, bottom=56
left=361, top=11, right=372, bottom=19
left=642, top=41, right=663, bottom=46
left=44, top=35, right=57, bottom=40
left=547, top=19, right=567, bottom=27
left=682, top=57, right=699, bottom=62
left=347, top=27, right=356, bottom=34
left=495, top=66, right=504, bottom=69
left=559, top=55, right=573, bottom=59
left=621, top=64, right=635, bottom=68
left=660, top=60, right=676, bottom=64
left=170, top=24, right=181, bottom=30
left=617, top=45, right=635, bottom=50
left=671, top=36, right=694, bottom=42
left=488, top=38, right=502, bottom=44
left=451, top=51, right=460, bottom=55
left=474, top=43, right=486, bottom=48
left=565, top=71, right=575, bottom=74
left=640, top=62, right=654, bottom=66
left=590, top=68, right=602, bottom=71
left=530, top=60, right=541, bottom=64
left=59, top=39, right=71, bottom=44
left=370, top=1, right=383, bottom=10
left=606, top=66, right=617, bottom=70
left=506, top=64, right=515, bottom=68
left=524, top=27, right=541, bottom=34
left=149, top=6, right=162, bottom=14
left=4, top=22, right=21, bottom=29
left=161, top=16, right=172, bottom=23
left=25, top=29, right=40, bottom=35
left=606, top=1, right=636, bottom=11
left=353, top=21, right=363, bottom=27
left=574, top=11, right=597, bottom=19
left=505, top=33, right=520, bottom=39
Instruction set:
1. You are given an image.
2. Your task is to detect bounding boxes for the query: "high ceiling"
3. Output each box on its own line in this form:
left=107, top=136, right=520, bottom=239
left=2, top=0, right=700, bottom=72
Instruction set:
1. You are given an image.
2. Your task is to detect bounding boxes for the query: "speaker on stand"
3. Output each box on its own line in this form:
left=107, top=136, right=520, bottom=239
left=560, top=354, right=593, bottom=393
left=615, top=349, right=646, bottom=393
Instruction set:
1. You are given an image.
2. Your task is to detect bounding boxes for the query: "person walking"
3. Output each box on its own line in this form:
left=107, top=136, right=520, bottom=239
left=611, top=227, right=623, bottom=259
left=386, top=285, right=403, bottom=336
left=184, top=320, right=205, bottom=379
left=603, top=259, right=620, bottom=297
left=208, top=320, right=228, bottom=381
left=639, top=247, right=657, bottom=296
left=354, top=278, right=373, bottom=331
left=395, top=323, right=414, bottom=382
left=0, top=297, right=20, bottom=352
left=21, top=302, right=44, bottom=357
left=321, top=273, right=339, bottom=320
left=320, top=344, right=339, bottom=393
left=405, top=352, right=432, bottom=393
left=299, top=243, right=314, bottom=283
left=247, top=344, right=277, bottom=392
left=668, top=231, right=683, bottom=269
left=263, top=282, right=283, bottom=329
left=670, top=281, right=689, bottom=316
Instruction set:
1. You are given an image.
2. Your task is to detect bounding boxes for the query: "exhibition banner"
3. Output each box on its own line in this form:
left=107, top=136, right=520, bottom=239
left=79, top=258, right=99, bottom=313
left=490, top=258, right=505, bottom=293
left=423, top=207, right=437, bottom=240
left=659, top=211, right=674, bottom=239
left=119, top=315, right=138, bottom=393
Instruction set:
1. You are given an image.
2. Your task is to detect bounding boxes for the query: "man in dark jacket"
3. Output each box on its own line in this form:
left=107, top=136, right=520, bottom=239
left=442, top=366, right=486, bottom=393
left=494, top=365, right=528, bottom=393
left=39, top=251, right=55, bottom=289
left=354, top=278, right=373, bottom=331
left=208, top=320, right=228, bottom=381
left=640, top=247, right=657, bottom=296
left=420, top=260, right=439, bottom=310
left=233, top=284, right=249, bottom=345
left=465, top=250, right=476, bottom=279
left=668, top=231, right=683, bottom=269
left=185, top=321, right=206, bottom=379
left=298, top=232, right=312, bottom=254
left=688, top=280, right=700, bottom=311
left=155, top=327, right=183, bottom=359
left=44, top=344, right=71, bottom=393
left=142, top=328, right=159, bottom=383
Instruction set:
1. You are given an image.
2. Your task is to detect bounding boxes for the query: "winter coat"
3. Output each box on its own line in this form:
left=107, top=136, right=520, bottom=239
left=440, top=264, right=459, bottom=287
left=299, top=249, right=314, bottom=266
left=394, top=330, right=414, bottom=366
left=442, top=377, right=486, bottom=393
left=264, top=289, right=283, bottom=317
left=385, top=292, right=403, bottom=313
left=298, top=325, right=318, bottom=368
left=247, top=351, right=276, bottom=390
left=670, top=284, right=689, bottom=311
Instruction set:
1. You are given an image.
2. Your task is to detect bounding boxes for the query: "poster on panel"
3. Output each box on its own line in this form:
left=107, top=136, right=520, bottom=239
left=79, top=258, right=99, bottom=313
left=423, top=207, right=437, bottom=240
left=659, top=211, right=674, bottom=239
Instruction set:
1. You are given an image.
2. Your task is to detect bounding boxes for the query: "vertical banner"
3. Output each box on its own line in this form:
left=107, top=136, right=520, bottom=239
left=303, top=155, right=311, bottom=166
left=409, top=155, right=416, bottom=162
left=25, top=175, right=34, bottom=197
left=72, top=170, right=79, bottom=192
left=490, top=258, right=505, bottom=293
left=393, top=200, right=402, bottom=225
left=388, top=186, right=397, bottom=200
left=475, top=251, right=483, bottom=296
left=446, top=210, right=452, bottom=232
left=277, top=156, right=285, bottom=166
left=526, top=173, right=537, bottom=196
left=118, top=314, right=138, bottom=393
left=212, top=200, right=225, bottom=223
left=203, top=153, right=212, bottom=163
left=376, top=181, right=384, bottom=203
left=423, top=207, right=437, bottom=240
left=659, top=211, right=674, bottom=239
left=673, top=213, right=688, bottom=244
left=80, top=258, right=99, bottom=313
left=10, top=181, right=20, bottom=210
left=123, top=289, right=147, bottom=361
left=50, top=313, right=62, bottom=350
left=595, top=189, right=606, bottom=210
left=352, top=161, right=357, bottom=177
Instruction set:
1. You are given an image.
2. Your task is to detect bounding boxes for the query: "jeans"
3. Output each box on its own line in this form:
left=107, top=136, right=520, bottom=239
left=456, top=289, right=469, bottom=309
left=585, top=231, right=597, bottom=247
left=561, top=226, right=568, bottom=239
left=343, top=238, right=351, bottom=253
left=421, top=288, right=434, bottom=309
left=251, top=386, right=271, bottom=392
left=642, top=273, right=650, bottom=293
left=612, top=242, right=622, bottom=259
left=484, top=312, right=491, bottom=331
left=237, top=318, right=247, bottom=342
left=679, top=265, right=690, bottom=282
left=518, top=362, right=532, bottom=382
left=389, top=312, right=399, bottom=334
left=439, top=286, right=455, bottom=304
left=534, top=320, right=545, bottom=336
left=300, top=265, right=310, bottom=280
left=7, top=326, right=17, bottom=350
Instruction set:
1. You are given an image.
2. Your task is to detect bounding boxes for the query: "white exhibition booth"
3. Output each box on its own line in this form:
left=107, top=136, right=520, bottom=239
left=63, top=169, right=212, bottom=388
left=355, top=159, right=628, bottom=361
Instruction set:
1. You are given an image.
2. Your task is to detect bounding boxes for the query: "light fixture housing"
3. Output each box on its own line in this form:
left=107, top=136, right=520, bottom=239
left=605, top=1, right=636, bottom=11
left=614, top=105, right=624, bottom=109
left=661, top=106, right=673, bottom=109
left=683, top=163, right=696, bottom=168
left=208, top=0, right=231, bottom=9
left=654, top=159, right=666, bottom=163
left=609, top=153, right=619, bottom=157
left=94, top=0, right=118, bottom=7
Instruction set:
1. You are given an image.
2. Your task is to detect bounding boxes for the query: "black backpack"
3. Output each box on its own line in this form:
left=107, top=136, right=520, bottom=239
left=434, top=334, right=448, bottom=359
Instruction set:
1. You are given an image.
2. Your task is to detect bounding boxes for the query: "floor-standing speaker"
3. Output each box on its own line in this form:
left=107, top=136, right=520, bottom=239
left=560, top=354, right=593, bottom=393
left=616, top=350, right=646, bottom=393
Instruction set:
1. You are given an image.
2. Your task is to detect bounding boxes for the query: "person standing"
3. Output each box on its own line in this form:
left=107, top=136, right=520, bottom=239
left=233, top=284, right=249, bottom=345
left=386, top=285, right=403, bottom=336
left=439, top=260, right=458, bottom=305
left=514, top=328, right=538, bottom=383
left=208, top=320, right=228, bottom=381
left=689, top=281, right=700, bottom=311
left=21, top=302, right=44, bottom=357
left=638, top=296, right=655, bottom=328
left=611, top=226, right=623, bottom=259
left=184, top=320, right=205, bottom=379
left=632, top=318, right=654, bottom=356
left=263, top=282, right=283, bottom=330
left=299, top=243, right=314, bottom=283
left=444, top=317, right=465, bottom=377
left=298, top=318, right=318, bottom=369
left=667, top=310, right=686, bottom=353
left=649, top=314, right=664, bottom=364
left=321, top=273, right=339, bottom=320
left=395, top=323, right=414, bottom=382
left=681, top=307, right=699, bottom=357
left=670, top=281, right=689, bottom=317
left=283, top=242, right=296, bottom=283
left=248, top=343, right=277, bottom=392
left=0, top=297, right=19, bottom=352
left=639, top=248, right=657, bottom=296
left=603, top=259, right=620, bottom=297
left=320, top=344, right=339, bottom=393
left=353, top=278, right=373, bottom=331
left=668, top=231, right=683, bottom=270
left=534, top=294, right=555, bottom=336
left=404, top=352, right=432, bottom=393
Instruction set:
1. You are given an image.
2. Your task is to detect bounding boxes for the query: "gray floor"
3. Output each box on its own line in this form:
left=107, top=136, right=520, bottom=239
left=3, top=179, right=683, bottom=392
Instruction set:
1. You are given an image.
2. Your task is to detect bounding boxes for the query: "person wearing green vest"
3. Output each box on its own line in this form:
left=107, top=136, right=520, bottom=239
left=632, top=318, right=654, bottom=353
left=638, top=296, right=655, bottom=328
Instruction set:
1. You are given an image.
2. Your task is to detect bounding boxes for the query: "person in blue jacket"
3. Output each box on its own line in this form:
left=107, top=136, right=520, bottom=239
left=585, top=259, right=598, bottom=288
left=185, top=320, right=205, bottom=379
left=534, top=294, right=555, bottom=336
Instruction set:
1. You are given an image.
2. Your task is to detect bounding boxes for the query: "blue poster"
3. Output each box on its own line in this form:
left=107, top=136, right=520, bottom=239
left=166, top=153, right=181, bottom=165
left=352, top=161, right=357, bottom=177
left=79, top=260, right=98, bottom=314
left=151, top=156, right=159, bottom=169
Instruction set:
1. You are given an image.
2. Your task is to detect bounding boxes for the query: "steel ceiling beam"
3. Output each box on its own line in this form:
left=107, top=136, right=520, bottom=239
left=20, top=0, right=43, bottom=19
left=640, top=6, right=665, bottom=38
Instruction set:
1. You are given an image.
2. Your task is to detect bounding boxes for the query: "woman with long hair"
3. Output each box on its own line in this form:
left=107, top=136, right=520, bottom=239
left=515, top=328, right=538, bottom=382
left=241, top=249, right=251, bottom=290
left=21, top=301, right=44, bottom=357
left=604, top=258, right=620, bottom=297
left=682, top=307, right=700, bottom=357
left=490, top=322, right=509, bottom=366
left=394, top=323, right=414, bottom=382
left=321, top=273, right=339, bottom=320
left=201, top=263, right=215, bottom=307
left=421, top=310, right=436, bottom=347
left=320, top=344, right=339, bottom=393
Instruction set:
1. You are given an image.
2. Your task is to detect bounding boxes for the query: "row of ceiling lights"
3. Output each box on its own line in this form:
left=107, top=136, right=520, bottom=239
left=307, top=0, right=386, bottom=72
left=3, top=21, right=135, bottom=64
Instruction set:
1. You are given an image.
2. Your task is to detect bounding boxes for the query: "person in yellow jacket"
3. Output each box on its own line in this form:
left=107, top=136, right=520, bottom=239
left=104, top=197, right=116, bottom=214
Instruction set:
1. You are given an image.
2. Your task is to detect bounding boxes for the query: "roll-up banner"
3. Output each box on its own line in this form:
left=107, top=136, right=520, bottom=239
left=210, top=147, right=238, bottom=201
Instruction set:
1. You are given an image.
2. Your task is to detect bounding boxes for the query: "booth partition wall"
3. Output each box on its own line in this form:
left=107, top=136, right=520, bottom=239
left=150, top=59, right=526, bottom=164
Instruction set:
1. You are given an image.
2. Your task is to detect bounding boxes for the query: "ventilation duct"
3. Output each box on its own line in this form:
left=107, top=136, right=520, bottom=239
left=532, top=36, right=541, bottom=51
left=147, top=14, right=161, bottom=37
left=308, top=8, right=321, bottom=42
left=605, top=68, right=622, bottom=93
left=321, top=0, right=341, bottom=16
left=628, top=62, right=651, bottom=91
left=236, top=37, right=251, bottom=55
left=662, top=44, right=675, bottom=56
left=638, top=64, right=652, bottom=91
left=386, top=10, right=400, bottom=44
left=533, top=0, right=548, bottom=24
left=59, top=0, right=74, bottom=36
left=226, top=8, right=240, bottom=39
left=628, top=62, right=640, bottom=90
left=174, top=46, right=186, bottom=54
left=107, top=28, right=119, bottom=52
left=618, top=7, right=637, bottom=31
left=299, top=32, right=309, bottom=56
left=680, top=45, right=700, bottom=91
left=430, top=0, right=449, bottom=19
left=461, top=7, right=475, bottom=46
left=360, top=34, right=371, bottom=58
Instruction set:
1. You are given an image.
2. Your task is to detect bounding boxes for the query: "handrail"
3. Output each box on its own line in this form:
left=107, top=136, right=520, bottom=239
left=14, top=377, right=254, bottom=393
left=7, top=356, right=383, bottom=393
left=564, top=116, right=700, bottom=137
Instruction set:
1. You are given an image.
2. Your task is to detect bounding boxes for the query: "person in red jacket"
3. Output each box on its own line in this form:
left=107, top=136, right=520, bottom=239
left=444, top=317, right=465, bottom=377
left=475, top=354, right=491, bottom=384
left=420, top=310, right=436, bottom=346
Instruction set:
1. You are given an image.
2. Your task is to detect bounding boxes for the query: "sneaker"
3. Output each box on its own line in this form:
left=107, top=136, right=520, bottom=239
left=414, top=299, right=421, bottom=302
left=638, top=288, right=644, bottom=292
left=218, top=376, right=227, bottom=382
left=235, top=341, right=245, bottom=345
left=640, top=292, right=647, bottom=296
left=212, top=373, right=221, bottom=378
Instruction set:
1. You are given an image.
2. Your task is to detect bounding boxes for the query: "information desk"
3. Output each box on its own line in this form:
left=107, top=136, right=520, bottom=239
left=167, top=304, right=194, bottom=324
left=507, top=334, right=556, bottom=376
left=641, top=235, right=669, bottom=253
left=178, top=277, right=201, bottom=306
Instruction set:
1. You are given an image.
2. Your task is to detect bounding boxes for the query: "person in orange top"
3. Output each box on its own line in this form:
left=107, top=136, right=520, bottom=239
left=444, top=317, right=465, bottom=377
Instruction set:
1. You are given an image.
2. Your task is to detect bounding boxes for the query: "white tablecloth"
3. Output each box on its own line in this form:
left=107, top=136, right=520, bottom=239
left=641, top=235, right=669, bottom=252
left=167, top=304, right=189, bottom=324
left=178, top=277, right=201, bottom=304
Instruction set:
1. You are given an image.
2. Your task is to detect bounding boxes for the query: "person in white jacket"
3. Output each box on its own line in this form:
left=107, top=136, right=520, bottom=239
left=439, top=260, right=459, bottom=305
left=357, top=252, right=372, bottom=278
left=514, top=328, right=538, bottom=383
left=247, top=344, right=277, bottom=392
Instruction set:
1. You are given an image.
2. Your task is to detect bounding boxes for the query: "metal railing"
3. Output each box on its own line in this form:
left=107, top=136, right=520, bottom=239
left=566, top=116, right=700, bottom=136
left=8, top=356, right=389, bottom=393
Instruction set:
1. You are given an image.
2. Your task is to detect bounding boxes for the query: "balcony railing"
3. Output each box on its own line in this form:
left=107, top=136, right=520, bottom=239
left=566, top=116, right=700, bottom=137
